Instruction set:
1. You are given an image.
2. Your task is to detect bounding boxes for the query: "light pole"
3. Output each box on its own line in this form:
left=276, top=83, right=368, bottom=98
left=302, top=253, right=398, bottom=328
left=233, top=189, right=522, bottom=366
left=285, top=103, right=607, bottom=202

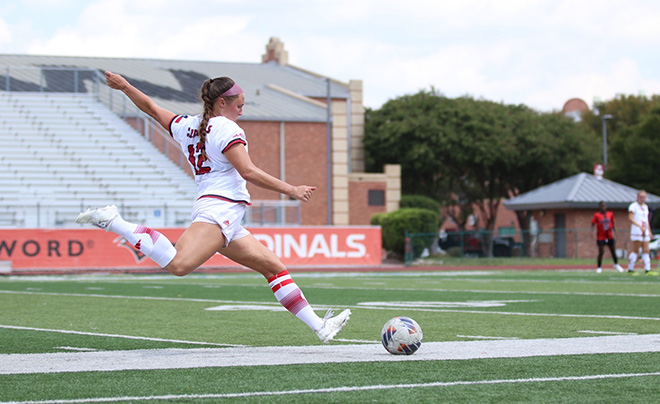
left=602, top=114, right=613, bottom=168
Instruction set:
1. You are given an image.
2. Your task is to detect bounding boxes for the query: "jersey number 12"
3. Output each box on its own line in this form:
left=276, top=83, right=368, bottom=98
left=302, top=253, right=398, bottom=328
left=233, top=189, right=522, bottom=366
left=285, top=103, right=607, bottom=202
left=187, top=142, right=211, bottom=175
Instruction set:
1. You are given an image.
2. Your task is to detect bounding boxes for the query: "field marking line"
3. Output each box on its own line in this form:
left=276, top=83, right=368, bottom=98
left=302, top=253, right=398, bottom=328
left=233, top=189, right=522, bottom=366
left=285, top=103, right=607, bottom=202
left=333, top=338, right=379, bottom=343
left=297, top=284, right=660, bottom=298
left=7, top=282, right=660, bottom=301
left=3, top=371, right=660, bottom=404
left=0, top=289, right=284, bottom=306
left=0, top=325, right=244, bottom=348
left=154, top=280, right=660, bottom=298
left=456, top=335, right=519, bottom=340
left=3, top=289, right=660, bottom=322
left=2, top=333, right=660, bottom=375
left=354, top=304, right=660, bottom=321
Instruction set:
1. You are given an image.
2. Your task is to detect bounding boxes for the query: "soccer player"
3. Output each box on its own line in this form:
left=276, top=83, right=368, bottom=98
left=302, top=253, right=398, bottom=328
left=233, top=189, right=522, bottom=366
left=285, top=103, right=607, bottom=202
left=591, top=201, right=624, bottom=273
left=627, top=190, right=658, bottom=275
left=76, top=71, right=351, bottom=342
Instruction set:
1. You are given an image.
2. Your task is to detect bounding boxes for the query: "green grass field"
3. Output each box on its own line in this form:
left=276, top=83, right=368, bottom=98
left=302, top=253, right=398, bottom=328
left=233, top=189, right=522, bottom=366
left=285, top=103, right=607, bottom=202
left=1, top=268, right=660, bottom=403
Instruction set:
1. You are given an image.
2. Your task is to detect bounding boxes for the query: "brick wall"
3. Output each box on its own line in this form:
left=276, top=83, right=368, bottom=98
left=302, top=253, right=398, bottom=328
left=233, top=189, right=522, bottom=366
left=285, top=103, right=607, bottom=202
left=534, top=208, right=632, bottom=259
left=349, top=181, right=387, bottom=225
left=241, top=121, right=329, bottom=225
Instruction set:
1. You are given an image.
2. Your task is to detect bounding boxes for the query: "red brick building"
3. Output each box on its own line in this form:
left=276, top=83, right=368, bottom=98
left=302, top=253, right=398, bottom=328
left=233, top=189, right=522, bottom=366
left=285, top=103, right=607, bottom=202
left=504, top=173, right=660, bottom=258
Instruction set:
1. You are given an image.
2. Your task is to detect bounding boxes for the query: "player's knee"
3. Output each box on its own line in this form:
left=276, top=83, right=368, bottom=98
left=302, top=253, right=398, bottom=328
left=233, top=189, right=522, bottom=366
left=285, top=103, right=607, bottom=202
left=164, top=261, right=195, bottom=277
left=260, top=263, right=288, bottom=280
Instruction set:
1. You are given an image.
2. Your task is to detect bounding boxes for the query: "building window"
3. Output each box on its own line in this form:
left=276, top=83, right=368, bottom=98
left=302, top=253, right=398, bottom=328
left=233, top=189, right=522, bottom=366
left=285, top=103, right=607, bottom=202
left=368, top=190, right=385, bottom=206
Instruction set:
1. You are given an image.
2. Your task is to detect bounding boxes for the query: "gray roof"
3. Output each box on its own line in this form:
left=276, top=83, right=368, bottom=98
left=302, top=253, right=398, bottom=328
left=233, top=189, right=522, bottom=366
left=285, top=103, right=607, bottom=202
left=0, top=54, right=351, bottom=122
left=504, top=172, right=660, bottom=210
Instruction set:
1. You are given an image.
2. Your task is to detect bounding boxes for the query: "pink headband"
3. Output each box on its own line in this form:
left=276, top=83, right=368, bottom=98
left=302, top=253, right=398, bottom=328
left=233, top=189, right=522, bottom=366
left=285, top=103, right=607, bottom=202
left=221, top=83, right=243, bottom=97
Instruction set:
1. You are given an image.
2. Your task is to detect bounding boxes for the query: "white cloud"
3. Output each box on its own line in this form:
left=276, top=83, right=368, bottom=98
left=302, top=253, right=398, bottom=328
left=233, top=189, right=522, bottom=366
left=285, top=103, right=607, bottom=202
left=3, top=0, right=660, bottom=111
left=0, top=17, right=11, bottom=46
left=23, top=0, right=258, bottom=61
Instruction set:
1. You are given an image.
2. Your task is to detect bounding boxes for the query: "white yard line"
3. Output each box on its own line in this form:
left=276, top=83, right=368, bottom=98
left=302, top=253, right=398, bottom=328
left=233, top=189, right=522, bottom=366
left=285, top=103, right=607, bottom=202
left=2, top=333, right=660, bottom=375
left=3, top=372, right=660, bottom=404
left=456, top=335, right=519, bottom=340
left=578, top=330, right=638, bottom=335
left=0, top=289, right=284, bottom=306
left=0, top=325, right=243, bottom=348
left=3, top=290, right=660, bottom=321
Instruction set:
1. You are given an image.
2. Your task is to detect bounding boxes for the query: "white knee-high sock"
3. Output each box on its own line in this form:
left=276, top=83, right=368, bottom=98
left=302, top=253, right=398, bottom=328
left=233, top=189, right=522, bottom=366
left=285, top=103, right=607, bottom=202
left=628, top=252, right=638, bottom=271
left=642, top=253, right=651, bottom=271
left=108, top=216, right=176, bottom=267
left=268, top=270, right=324, bottom=331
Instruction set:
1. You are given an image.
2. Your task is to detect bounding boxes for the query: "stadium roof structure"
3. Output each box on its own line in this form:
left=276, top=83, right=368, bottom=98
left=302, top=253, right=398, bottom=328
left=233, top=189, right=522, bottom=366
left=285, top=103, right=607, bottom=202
left=504, top=172, right=660, bottom=211
left=0, top=54, right=350, bottom=122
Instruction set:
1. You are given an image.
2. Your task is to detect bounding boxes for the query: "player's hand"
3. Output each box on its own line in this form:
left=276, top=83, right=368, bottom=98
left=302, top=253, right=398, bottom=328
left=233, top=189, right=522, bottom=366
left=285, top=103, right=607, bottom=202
left=105, top=71, right=129, bottom=91
left=290, top=185, right=316, bottom=203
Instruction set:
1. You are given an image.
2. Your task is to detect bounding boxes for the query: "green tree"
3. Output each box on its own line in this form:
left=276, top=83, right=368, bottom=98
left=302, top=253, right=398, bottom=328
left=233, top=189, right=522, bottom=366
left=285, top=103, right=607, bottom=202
left=579, top=95, right=660, bottom=193
left=608, top=106, right=660, bottom=194
left=507, top=108, right=598, bottom=255
left=365, top=90, right=598, bottom=256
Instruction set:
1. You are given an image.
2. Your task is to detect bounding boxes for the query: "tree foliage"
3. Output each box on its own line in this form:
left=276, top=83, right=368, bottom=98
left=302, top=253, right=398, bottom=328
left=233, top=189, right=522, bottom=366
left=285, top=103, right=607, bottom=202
left=580, top=95, right=660, bottom=194
left=364, top=90, right=598, bottom=255
left=608, top=106, right=660, bottom=193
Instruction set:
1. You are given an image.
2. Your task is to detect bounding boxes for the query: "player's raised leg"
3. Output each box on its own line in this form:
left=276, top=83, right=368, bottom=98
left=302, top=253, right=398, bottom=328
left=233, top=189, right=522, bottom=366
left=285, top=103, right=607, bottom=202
left=76, top=205, right=176, bottom=268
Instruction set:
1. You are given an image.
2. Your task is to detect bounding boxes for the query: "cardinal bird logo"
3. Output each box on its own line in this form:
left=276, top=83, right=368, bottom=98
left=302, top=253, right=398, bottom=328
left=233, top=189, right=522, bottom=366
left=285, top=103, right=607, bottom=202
left=113, top=236, right=147, bottom=263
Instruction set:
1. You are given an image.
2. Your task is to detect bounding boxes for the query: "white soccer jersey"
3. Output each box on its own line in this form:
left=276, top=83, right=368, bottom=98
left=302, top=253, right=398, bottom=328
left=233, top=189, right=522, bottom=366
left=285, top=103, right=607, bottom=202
left=169, top=114, right=250, bottom=204
left=628, top=201, right=649, bottom=236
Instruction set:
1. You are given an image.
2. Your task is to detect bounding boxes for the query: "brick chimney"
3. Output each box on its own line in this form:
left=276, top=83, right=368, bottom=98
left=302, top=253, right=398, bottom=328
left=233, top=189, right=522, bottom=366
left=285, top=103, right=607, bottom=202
left=262, top=37, right=288, bottom=65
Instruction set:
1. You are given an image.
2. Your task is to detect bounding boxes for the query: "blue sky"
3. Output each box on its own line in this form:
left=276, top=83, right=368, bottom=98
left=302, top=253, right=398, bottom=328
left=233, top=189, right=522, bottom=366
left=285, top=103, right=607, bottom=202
left=2, top=0, right=660, bottom=111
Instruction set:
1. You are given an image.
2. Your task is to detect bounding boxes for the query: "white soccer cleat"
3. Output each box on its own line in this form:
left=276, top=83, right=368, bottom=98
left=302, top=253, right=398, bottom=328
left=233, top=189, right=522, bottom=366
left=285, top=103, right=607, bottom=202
left=596, top=267, right=602, bottom=274
left=315, top=308, right=351, bottom=343
left=615, top=264, right=624, bottom=273
left=75, top=205, right=119, bottom=230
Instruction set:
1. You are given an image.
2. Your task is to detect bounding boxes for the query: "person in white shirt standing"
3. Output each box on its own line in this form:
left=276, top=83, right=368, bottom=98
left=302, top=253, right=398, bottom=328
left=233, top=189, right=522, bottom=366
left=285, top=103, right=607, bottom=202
left=76, top=71, right=351, bottom=342
left=627, top=190, right=657, bottom=275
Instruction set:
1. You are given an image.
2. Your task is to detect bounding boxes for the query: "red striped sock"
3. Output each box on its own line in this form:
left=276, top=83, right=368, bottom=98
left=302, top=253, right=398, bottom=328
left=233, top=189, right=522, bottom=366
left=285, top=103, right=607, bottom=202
left=268, top=270, right=323, bottom=330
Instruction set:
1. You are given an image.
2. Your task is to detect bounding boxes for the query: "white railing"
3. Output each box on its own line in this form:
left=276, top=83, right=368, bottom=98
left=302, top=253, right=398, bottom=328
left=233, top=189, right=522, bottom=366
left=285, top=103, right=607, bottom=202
left=0, top=200, right=301, bottom=229
left=0, top=66, right=302, bottom=227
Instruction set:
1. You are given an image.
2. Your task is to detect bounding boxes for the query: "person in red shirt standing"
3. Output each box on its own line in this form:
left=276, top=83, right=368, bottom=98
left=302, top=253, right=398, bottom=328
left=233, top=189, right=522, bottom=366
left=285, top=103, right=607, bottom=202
left=591, top=201, right=624, bottom=273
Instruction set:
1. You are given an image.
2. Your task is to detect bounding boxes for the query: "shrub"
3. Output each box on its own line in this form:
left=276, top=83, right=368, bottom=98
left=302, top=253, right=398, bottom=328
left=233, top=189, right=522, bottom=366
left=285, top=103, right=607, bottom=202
left=381, top=208, right=438, bottom=256
left=370, top=212, right=387, bottom=227
left=400, top=194, right=442, bottom=212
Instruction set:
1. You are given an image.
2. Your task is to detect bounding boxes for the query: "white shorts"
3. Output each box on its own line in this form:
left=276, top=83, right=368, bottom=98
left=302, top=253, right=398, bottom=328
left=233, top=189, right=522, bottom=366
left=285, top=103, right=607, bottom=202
left=630, top=234, right=651, bottom=242
left=191, top=197, right=250, bottom=248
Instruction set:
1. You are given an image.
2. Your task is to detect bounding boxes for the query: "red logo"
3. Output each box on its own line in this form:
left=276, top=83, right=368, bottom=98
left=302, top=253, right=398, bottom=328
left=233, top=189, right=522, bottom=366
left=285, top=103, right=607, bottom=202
left=134, top=240, right=142, bottom=250
left=223, top=220, right=230, bottom=227
left=113, top=236, right=147, bottom=263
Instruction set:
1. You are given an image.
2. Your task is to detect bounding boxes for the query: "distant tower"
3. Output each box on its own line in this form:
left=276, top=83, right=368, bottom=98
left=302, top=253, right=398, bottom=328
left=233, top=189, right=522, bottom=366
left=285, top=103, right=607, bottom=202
left=262, top=37, right=289, bottom=66
left=562, top=98, right=589, bottom=122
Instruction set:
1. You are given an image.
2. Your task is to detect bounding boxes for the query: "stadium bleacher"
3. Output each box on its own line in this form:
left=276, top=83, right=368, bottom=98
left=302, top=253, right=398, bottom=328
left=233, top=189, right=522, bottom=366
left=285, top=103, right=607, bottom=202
left=0, top=92, right=197, bottom=228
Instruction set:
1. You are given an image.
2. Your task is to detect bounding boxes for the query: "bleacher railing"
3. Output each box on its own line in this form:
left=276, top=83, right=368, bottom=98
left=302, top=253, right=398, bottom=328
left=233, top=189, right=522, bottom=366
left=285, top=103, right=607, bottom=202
left=0, top=66, right=301, bottom=227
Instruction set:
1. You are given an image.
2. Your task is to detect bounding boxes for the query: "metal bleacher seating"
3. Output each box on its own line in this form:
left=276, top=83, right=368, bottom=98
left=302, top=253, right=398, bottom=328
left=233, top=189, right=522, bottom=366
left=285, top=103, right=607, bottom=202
left=0, top=92, right=197, bottom=228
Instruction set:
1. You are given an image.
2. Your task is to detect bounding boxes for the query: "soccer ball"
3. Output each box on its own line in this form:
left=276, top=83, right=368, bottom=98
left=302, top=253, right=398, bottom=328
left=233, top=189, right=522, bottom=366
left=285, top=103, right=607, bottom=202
left=381, top=316, right=423, bottom=355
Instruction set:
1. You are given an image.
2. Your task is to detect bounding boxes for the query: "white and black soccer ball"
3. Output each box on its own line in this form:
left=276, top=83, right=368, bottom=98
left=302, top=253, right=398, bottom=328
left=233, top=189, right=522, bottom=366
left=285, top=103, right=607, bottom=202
left=381, top=316, right=423, bottom=355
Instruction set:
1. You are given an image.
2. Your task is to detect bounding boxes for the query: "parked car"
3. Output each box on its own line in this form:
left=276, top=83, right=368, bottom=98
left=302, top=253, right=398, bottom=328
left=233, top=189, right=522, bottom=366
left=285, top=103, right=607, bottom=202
left=438, top=231, right=485, bottom=257
left=438, top=231, right=520, bottom=257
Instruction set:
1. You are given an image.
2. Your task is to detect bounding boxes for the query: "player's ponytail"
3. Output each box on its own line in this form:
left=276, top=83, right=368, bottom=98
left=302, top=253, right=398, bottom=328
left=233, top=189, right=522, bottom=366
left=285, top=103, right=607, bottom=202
left=197, top=77, right=238, bottom=161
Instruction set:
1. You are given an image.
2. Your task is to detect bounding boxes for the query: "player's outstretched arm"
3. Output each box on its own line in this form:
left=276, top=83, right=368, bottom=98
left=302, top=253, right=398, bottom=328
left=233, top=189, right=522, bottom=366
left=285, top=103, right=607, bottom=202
left=224, top=144, right=315, bottom=202
left=105, top=71, right=175, bottom=131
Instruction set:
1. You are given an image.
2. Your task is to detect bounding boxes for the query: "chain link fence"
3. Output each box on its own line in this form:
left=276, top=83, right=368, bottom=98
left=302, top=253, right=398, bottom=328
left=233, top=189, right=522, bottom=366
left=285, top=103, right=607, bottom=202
left=404, top=228, right=656, bottom=266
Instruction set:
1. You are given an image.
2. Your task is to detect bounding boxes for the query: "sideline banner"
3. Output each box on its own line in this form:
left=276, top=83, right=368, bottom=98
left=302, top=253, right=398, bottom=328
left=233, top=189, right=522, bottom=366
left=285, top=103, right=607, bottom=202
left=0, top=227, right=382, bottom=270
